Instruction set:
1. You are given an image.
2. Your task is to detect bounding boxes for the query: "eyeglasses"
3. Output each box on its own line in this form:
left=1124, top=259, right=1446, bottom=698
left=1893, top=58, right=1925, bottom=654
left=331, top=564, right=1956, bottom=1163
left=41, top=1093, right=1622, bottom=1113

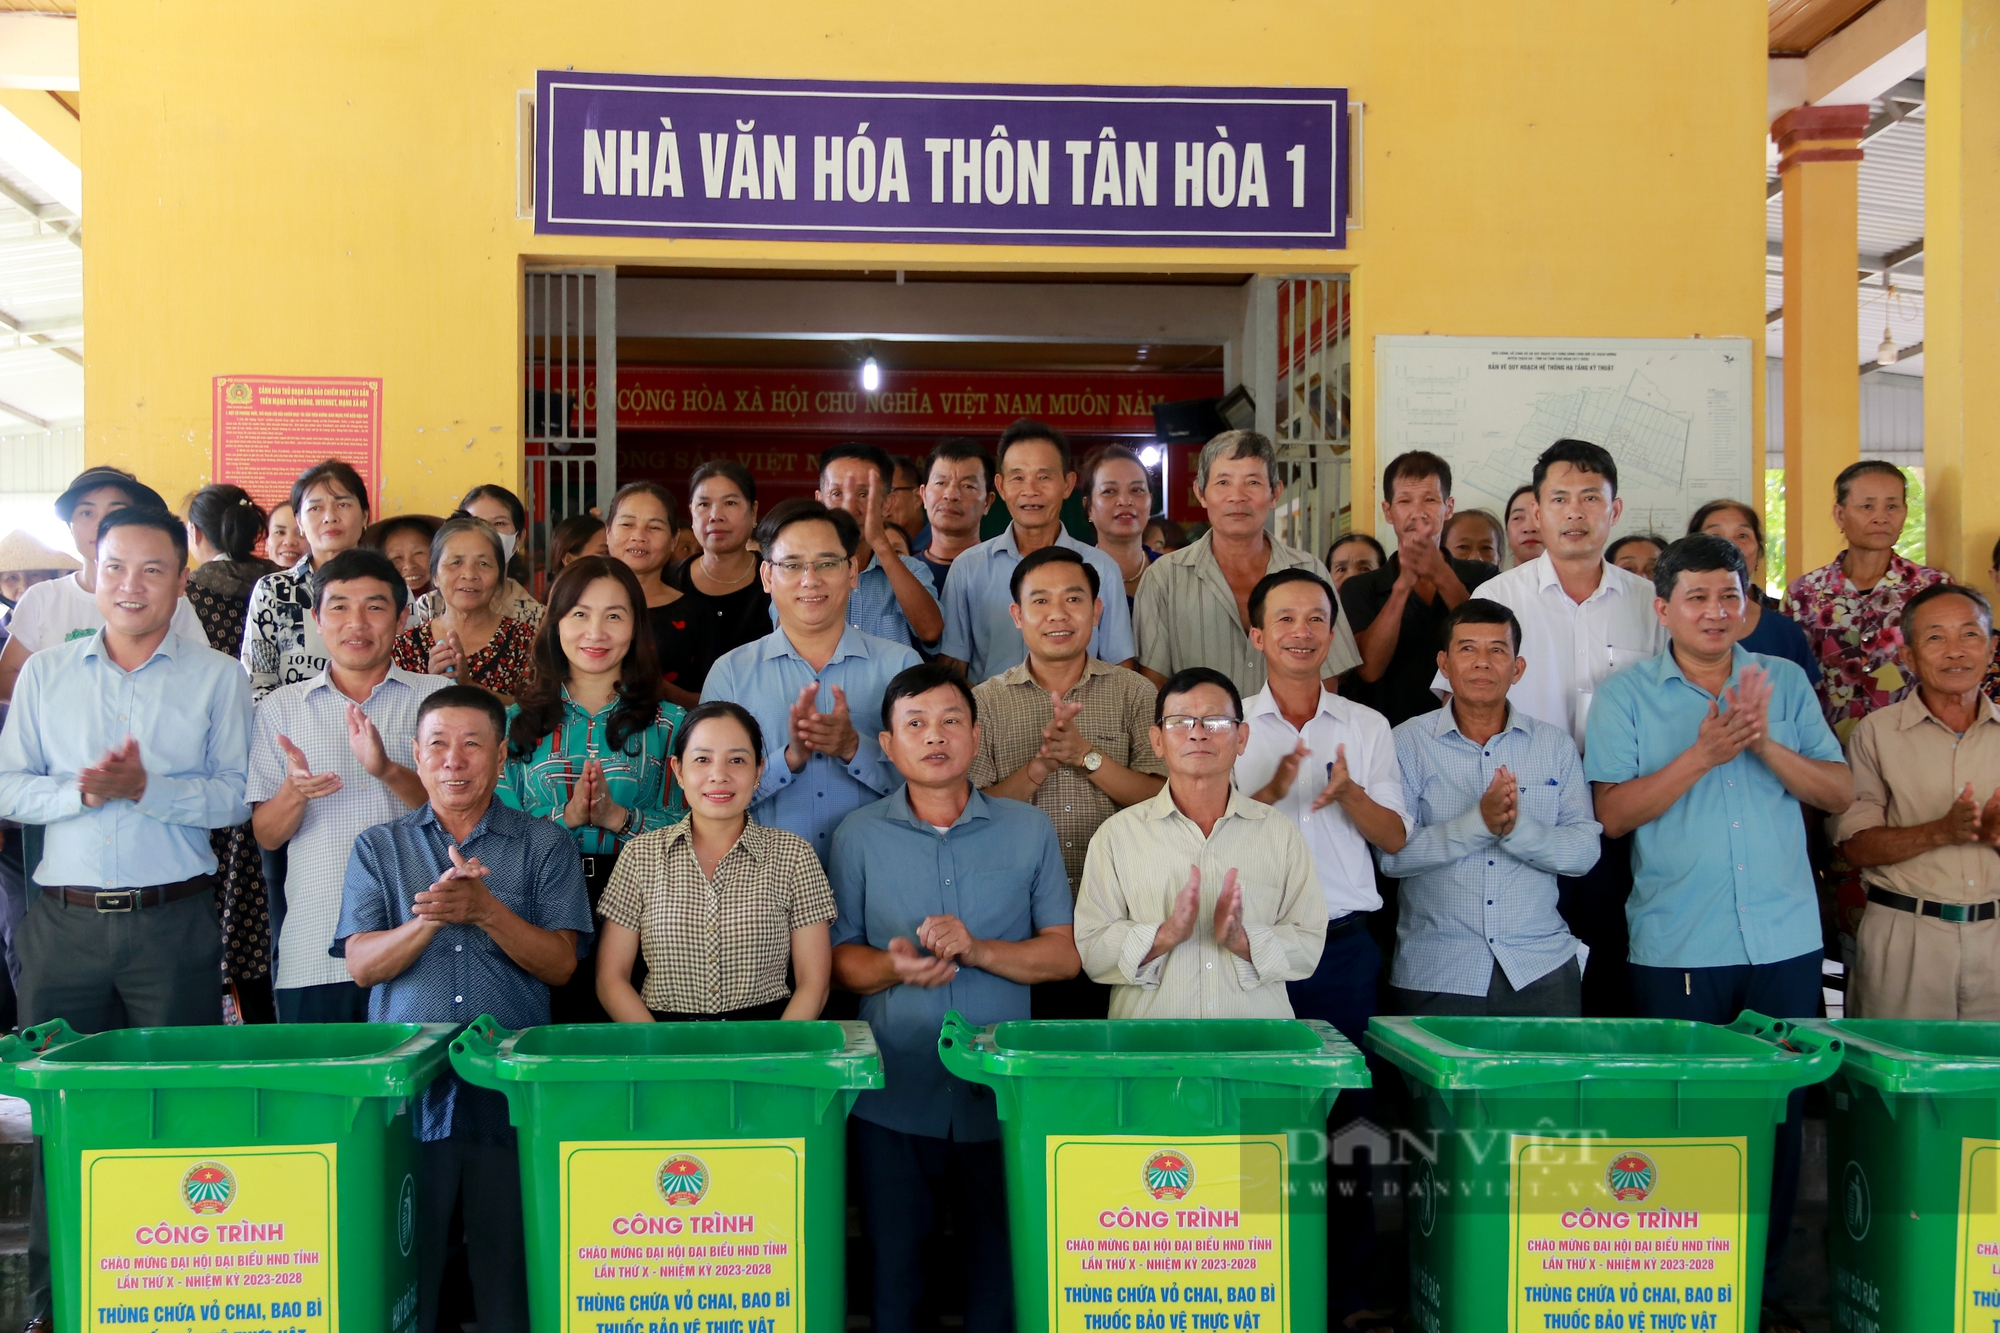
left=768, top=557, right=850, bottom=577
left=1160, top=714, right=1241, bottom=735
left=888, top=484, right=920, bottom=496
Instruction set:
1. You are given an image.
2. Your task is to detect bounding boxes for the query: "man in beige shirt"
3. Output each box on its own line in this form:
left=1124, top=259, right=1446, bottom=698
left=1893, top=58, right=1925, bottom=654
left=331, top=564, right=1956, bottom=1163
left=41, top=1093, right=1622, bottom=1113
left=1835, top=583, right=2000, bottom=1019
left=1132, top=430, right=1362, bottom=695
left=1074, top=666, right=1327, bottom=1018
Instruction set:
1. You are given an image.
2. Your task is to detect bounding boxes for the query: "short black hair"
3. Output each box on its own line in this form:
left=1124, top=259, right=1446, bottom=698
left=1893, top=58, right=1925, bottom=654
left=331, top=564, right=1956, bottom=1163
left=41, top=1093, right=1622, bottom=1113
left=1531, top=439, right=1618, bottom=500
left=1606, top=534, right=1667, bottom=565
left=313, top=546, right=410, bottom=616
left=673, top=700, right=767, bottom=766
left=1154, top=666, right=1243, bottom=727
left=1441, top=597, right=1523, bottom=653
left=689, top=458, right=758, bottom=505
left=1835, top=459, right=1908, bottom=505
left=1248, top=568, right=1337, bottom=629
left=997, top=418, right=1072, bottom=474
left=1444, top=509, right=1503, bottom=549
left=1009, top=544, right=1100, bottom=604
left=1651, top=533, right=1748, bottom=601
left=1506, top=483, right=1537, bottom=516
left=925, top=436, right=994, bottom=491
left=95, top=507, right=188, bottom=569
left=460, top=483, right=525, bottom=531
left=1900, top=582, right=1995, bottom=640
left=880, top=660, right=978, bottom=730
left=754, top=498, right=860, bottom=560
left=290, top=459, right=371, bottom=521
left=1382, top=450, right=1453, bottom=500
left=416, top=684, right=508, bottom=741
left=606, top=480, right=681, bottom=531
left=1328, top=532, right=1387, bottom=566
left=820, top=442, right=896, bottom=489
left=890, top=454, right=925, bottom=487
left=1686, top=499, right=1764, bottom=557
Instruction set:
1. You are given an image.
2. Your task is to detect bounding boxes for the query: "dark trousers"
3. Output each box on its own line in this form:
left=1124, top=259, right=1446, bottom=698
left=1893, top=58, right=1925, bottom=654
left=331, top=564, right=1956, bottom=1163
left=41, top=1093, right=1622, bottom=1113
left=1391, top=955, right=1583, bottom=1017
left=649, top=997, right=788, bottom=1022
left=851, top=1118, right=1013, bottom=1333
left=1031, top=971, right=1111, bottom=1019
left=1630, top=947, right=1822, bottom=1292
left=418, top=1137, right=528, bottom=1333
left=275, top=980, right=371, bottom=1023
left=549, top=852, right=622, bottom=1023
left=1286, top=918, right=1385, bottom=1317
left=1557, top=832, right=1634, bottom=1017
left=20, top=885, right=225, bottom=1326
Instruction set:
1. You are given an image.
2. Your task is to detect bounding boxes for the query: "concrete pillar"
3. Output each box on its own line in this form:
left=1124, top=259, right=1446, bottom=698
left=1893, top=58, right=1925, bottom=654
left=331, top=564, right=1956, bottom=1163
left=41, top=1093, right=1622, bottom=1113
left=1923, top=0, right=2000, bottom=582
left=1773, top=104, right=1869, bottom=583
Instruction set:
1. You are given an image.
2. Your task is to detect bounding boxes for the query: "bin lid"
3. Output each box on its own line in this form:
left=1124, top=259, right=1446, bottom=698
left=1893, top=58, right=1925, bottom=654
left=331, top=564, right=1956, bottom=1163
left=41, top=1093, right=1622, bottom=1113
left=1367, top=1013, right=1841, bottom=1092
left=1802, top=1018, right=2000, bottom=1095
left=0, top=1021, right=456, bottom=1099
left=452, top=1018, right=883, bottom=1091
left=938, top=1013, right=1368, bottom=1091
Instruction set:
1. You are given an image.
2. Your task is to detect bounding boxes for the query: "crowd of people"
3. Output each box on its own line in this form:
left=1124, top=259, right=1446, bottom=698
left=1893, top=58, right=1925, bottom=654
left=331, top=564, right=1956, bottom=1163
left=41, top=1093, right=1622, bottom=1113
left=0, top=421, right=1983, bottom=1333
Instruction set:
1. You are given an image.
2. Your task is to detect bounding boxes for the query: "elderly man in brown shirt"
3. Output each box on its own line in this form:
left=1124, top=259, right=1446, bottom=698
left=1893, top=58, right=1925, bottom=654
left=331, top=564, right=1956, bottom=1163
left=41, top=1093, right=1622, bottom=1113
left=1835, top=583, right=2000, bottom=1019
left=971, top=545, right=1165, bottom=1016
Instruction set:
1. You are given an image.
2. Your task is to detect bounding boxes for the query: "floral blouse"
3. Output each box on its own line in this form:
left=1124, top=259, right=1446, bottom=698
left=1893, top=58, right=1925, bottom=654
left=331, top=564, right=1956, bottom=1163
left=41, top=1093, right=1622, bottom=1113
left=240, top=557, right=330, bottom=701
left=391, top=615, right=537, bottom=696
left=1781, top=550, right=1949, bottom=741
left=499, top=691, right=687, bottom=856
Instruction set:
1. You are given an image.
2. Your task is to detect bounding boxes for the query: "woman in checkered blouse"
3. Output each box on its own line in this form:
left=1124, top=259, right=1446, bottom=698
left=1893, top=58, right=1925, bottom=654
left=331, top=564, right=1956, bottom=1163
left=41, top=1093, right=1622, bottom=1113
left=594, top=701, right=835, bottom=1022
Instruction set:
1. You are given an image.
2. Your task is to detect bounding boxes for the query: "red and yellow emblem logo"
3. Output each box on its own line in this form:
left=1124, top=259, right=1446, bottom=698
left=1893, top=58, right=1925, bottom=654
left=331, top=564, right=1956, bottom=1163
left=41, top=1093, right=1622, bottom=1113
left=1143, top=1150, right=1193, bottom=1201
left=1606, top=1151, right=1658, bottom=1204
left=656, top=1154, right=709, bottom=1206
left=182, top=1161, right=236, bottom=1216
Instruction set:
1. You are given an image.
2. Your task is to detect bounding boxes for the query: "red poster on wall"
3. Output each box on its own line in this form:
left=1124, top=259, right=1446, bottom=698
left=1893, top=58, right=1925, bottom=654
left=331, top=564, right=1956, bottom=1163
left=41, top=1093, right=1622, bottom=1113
left=212, top=375, right=383, bottom=512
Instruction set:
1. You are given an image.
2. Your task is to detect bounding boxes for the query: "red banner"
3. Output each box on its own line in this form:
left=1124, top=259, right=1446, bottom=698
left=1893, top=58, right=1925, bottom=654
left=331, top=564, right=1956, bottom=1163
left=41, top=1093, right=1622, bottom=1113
left=562, top=365, right=1222, bottom=435
left=212, top=375, right=383, bottom=515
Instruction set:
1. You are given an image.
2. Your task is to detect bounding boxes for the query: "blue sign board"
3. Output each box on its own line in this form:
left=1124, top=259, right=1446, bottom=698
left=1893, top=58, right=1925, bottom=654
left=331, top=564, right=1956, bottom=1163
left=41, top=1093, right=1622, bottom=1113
left=536, top=72, right=1346, bottom=249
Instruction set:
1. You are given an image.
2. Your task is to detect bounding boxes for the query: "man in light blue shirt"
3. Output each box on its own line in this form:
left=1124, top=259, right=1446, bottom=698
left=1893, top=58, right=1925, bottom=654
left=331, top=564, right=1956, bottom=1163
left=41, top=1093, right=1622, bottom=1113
left=704, top=498, right=920, bottom=863
left=937, top=419, right=1134, bottom=682
left=767, top=443, right=943, bottom=652
left=1385, top=598, right=1600, bottom=1015
left=0, top=507, right=251, bottom=1033
left=1585, top=534, right=1852, bottom=1306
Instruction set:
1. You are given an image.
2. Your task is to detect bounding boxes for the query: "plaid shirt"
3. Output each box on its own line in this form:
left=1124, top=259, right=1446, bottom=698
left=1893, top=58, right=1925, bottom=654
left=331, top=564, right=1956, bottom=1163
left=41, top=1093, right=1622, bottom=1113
left=597, top=818, right=835, bottom=1015
left=1782, top=551, right=1949, bottom=740
left=968, top=658, right=1165, bottom=890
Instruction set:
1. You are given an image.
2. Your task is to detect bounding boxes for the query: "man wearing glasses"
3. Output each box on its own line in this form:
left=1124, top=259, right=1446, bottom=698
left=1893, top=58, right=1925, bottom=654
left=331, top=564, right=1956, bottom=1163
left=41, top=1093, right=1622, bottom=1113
left=701, top=499, right=921, bottom=864
left=1073, top=666, right=1328, bottom=1017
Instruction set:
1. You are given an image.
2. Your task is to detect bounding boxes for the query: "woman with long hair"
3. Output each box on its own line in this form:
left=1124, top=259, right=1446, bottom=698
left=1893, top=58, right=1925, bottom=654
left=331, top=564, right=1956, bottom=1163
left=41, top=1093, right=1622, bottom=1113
left=664, top=460, right=770, bottom=697
left=391, top=516, right=536, bottom=698
left=596, top=700, right=833, bottom=1023
left=501, top=556, right=688, bottom=1021
left=241, top=459, right=370, bottom=700
left=605, top=480, right=695, bottom=705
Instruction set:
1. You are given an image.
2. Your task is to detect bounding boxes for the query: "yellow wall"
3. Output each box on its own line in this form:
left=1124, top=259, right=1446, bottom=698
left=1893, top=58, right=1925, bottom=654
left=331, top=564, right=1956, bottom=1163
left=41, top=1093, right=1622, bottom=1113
left=83, top=0, right=1769, bottom=520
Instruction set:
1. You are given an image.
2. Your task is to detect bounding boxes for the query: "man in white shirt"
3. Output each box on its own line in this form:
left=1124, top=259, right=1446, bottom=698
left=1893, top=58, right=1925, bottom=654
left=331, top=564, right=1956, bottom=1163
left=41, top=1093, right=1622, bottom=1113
left=1233, top=568, right=1408, bottom=1328
left=1436, top=439, right=1665, bottom=1016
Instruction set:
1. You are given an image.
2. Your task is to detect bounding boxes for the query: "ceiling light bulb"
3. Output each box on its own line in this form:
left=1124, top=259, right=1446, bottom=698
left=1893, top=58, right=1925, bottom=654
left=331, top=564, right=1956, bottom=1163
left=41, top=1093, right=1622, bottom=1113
left=1878, top=330, right=1898, bottom=365
left=860, top=357, right=881, bottom=392
left=1139, top=445, right=1162, bottom=467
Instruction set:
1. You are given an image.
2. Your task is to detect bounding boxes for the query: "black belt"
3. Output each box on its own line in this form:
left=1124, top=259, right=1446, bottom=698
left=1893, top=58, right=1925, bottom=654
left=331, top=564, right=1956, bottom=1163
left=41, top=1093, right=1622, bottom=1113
left=1327, top=911, right=1371, bottom=938
left=1868, top=885, right=1999, bottom=924
left=41, top=875, right=214, bottom=913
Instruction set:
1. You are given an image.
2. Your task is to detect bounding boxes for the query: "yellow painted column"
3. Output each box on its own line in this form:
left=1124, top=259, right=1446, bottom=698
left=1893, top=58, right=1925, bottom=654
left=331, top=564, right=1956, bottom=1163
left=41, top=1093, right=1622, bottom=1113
left=1773, top=104, right=1869, bottom=583
left=1923, top=0, right=2000, bottom=583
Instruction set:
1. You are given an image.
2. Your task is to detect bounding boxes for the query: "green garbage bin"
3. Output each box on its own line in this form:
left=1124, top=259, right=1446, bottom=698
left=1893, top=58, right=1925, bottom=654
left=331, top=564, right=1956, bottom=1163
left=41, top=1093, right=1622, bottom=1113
left=1799, top=1017, right=2000, bottom=1331
left=450, top=1016, right=881, bottom=1333
left=0, top=1018, right=453, bottom=1333
left=936, top=1010, right=1369, bottom=1333
left=1367, top=1012, right=1841, bottom=1333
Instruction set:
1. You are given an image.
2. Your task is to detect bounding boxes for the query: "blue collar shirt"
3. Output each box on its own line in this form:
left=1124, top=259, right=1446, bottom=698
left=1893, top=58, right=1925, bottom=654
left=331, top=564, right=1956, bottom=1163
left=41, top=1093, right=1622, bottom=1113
left=936, top=527, right=1135, bottom=683
left=829, top=785, right=1073, bottom=1142
left=1583, top=645, right=1842, bottom=968
left=700, top=624, right=919, bottom=863
left=332, top=798, right=593, bottom=1141
left=0, top=625, right=252, bottom=888
left=1381, top=703, right=1601, bottom=996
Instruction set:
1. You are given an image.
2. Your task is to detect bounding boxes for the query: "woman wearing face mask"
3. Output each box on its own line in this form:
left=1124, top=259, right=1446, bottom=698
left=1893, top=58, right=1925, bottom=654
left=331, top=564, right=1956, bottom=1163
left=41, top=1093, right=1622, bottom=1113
left=392, top=516, right=536, bottom=698
left=595, top=700, right=833, bottom=1023
left=361, top=514, right=441, bottom=601
left=407, top=484, right=544, bottom=628
left=605, top=481, right=694, bottom=706
left=501, top=556, right=687, bottom=1022
left=664, top=461, right=770, bottom=697
left=241, top=460, right=370, bottom=700
left=265, top=501, right=308, bottom=568
left=1083, top=445, right=1159, bottom=610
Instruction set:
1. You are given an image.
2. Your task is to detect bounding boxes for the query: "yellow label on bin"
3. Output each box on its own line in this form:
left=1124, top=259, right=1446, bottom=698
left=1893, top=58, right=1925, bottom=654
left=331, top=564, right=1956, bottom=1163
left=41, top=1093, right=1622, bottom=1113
left=1507, top=1134, right=1746, bottom=1333
left=1045, top=1135, right=1289, bottom=1333
left=1954, top=1138, right=2000, bottom=1331
left=79, top=1144, right=338, bottom=1332
left=558, top=1138, right=803, bottom=1333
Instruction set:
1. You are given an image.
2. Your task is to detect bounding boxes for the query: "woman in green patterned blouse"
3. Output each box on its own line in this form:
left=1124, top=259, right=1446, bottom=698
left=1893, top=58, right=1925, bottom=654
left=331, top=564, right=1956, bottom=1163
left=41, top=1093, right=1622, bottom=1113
left=500, top=555, right=686, bottom=1021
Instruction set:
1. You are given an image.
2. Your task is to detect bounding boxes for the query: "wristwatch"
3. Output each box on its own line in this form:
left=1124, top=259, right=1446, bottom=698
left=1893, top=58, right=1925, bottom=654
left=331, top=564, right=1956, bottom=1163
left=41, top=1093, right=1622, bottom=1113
left=1081, top=749, right=1104, bottom=773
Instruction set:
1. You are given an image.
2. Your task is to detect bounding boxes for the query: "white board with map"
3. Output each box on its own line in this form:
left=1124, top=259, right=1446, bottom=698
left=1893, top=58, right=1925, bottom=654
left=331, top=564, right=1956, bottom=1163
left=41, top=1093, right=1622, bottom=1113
left=1373, top=336, right=1755, bottom=545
